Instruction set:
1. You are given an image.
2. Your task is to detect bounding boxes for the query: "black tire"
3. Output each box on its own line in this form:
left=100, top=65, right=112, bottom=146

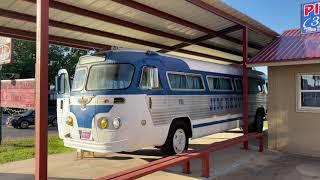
left=255, top=112, right=264, bottom=133
left=51, top=118, right=57, bottom=127
left=19, top=120, right=29, bottom=129
left=161, top=121, right=189, bottom=155
left=249, top=111, right=264, bottom=133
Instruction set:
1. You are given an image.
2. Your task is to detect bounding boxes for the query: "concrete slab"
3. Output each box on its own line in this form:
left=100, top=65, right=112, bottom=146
left=0, top=131, right=319, bottom=180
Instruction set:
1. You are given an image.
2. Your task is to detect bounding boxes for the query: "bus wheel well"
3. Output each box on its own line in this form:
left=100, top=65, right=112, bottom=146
left=170, top=117, right=192, bottom=138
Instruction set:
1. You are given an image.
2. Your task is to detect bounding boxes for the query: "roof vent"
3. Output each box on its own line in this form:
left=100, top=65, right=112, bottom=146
left=111, top=46, right=119, bottom=50
left=146, top=50, right=158, bottom=56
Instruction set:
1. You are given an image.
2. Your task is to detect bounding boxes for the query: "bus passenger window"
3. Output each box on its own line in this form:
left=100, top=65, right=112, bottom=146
left=234, top=79, right=242, bottom=91
left=249, top=78, right=262, bottom=94
left=186, top=75, right=204, bottom=89
left=207, top=76, right=233, bottom=91
left=168, top=73, right=187, bottom=89
left=167, top=73, right=204, bottom=90
left=140, top=66, right=160, bottom=89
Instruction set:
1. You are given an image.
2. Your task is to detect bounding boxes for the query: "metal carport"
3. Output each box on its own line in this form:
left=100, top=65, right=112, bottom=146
left=0, top=0, right=278, bottom=179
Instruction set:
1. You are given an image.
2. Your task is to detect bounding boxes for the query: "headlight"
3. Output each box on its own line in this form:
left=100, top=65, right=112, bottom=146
left=99, top=118, right=108, bottom=129
left=112, top=117, right=121, bottom=129
left=67, top=116, right=73, bottom=126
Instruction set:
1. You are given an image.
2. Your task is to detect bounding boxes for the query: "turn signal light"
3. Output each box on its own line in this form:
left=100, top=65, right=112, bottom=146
left=100, top=118, right=108, bottom=129
left=67, top=116, right=73, bottom=126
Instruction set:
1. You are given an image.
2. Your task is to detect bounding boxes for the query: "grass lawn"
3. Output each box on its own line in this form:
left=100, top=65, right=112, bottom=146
left=0, top=135, right=74, bottom=164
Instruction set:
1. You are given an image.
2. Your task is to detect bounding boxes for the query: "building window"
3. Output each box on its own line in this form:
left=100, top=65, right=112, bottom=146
left=297, top=73, right=320, bottom=112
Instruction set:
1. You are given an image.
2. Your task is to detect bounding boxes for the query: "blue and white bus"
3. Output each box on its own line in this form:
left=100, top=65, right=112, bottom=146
left=56, top=49, right=267, bottom=155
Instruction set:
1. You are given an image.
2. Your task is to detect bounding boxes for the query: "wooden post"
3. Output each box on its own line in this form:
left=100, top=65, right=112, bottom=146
left=35, top=0, right=49, bottom=179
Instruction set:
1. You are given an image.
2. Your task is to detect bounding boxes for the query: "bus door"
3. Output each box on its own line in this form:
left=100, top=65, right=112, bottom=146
left=56, top=69, right=70, bottom=139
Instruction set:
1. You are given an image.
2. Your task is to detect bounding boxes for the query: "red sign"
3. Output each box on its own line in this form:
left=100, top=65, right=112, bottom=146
left=0, top=36, right=12, bottom=65
left=0, top=79, right=35, bottom=109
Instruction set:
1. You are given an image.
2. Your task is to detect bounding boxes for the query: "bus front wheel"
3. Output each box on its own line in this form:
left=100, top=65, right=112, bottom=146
left=161, top=121, right=189, bottom=155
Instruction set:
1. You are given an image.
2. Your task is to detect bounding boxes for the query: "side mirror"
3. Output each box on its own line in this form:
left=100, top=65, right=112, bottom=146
left=56, top=69, right=70, bottom=95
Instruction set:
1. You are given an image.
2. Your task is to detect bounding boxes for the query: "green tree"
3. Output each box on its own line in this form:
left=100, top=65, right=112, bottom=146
left=2, top=40, right=36, bottom=79
left=2, top=39, right=89, bottom=84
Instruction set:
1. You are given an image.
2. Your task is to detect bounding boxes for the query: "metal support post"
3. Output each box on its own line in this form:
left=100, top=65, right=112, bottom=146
left=242, top=26, right=249, bottom=150
left=182, top=160, right=191, bottom=174
left=35, top=0, right=49, bottom=179
left=201, top=153, right=210, bottom=177
left=259, top=135, right=264, bottom=152
left=0, top=66, right=2, bottom=145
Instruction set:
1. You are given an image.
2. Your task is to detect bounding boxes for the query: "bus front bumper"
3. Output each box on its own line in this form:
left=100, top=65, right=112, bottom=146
left=63, top=138, right=129, bottom=153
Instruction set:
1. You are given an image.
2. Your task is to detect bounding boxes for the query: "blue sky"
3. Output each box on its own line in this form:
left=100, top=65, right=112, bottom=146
left=223, top=0, right=316, bottom=74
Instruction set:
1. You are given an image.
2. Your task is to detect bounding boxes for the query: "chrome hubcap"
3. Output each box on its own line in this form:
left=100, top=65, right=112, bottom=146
left=173, top=128, right=186, bottom=154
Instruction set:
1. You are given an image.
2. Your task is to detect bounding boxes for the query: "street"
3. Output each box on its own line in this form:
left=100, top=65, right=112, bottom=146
left=1, top=114, right=58, bottom=141
left=2, top=126, right=58, bottom=140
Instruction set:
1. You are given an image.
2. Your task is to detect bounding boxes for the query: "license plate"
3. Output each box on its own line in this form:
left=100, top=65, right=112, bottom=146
left=80, top=131, right=91, bottom=140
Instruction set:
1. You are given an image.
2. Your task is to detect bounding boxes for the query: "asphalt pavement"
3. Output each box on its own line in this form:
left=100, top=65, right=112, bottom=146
left=1, top=114, right=58, bottom=141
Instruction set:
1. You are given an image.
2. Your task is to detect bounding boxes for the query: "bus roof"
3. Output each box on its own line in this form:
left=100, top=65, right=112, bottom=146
left=91, top=49, right=265, bottom=78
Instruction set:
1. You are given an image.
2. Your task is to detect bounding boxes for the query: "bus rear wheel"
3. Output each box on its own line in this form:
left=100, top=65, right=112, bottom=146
left=249, top=111, right=264, bottom=133
left=255, top=112, right=264, bottom=133
left=161, top=121, right=189, bottom=155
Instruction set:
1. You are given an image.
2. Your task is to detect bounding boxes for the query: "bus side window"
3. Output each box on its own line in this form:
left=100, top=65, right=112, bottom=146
left=140, top=66, right=161, bottom=90
left=249, top=78, right=262, bottom=94
left=234, top=79, right=242, bottom=92
left=264, top=82, right=268, bottom=93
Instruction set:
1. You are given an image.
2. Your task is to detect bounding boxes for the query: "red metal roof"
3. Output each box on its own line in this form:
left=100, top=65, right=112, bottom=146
left=249, top=29, right=320, bottom=65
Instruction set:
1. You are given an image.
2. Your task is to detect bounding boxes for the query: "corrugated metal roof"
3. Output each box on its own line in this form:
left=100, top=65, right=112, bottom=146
left=0, top=0, right=278, bottom=64
left=249, top=29, right=320, bottom=65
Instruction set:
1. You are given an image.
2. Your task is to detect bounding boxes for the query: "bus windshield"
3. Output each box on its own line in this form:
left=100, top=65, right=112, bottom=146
left=71, top=68, right=87, bottom=91
left=86, top=64, right=134, bottom=90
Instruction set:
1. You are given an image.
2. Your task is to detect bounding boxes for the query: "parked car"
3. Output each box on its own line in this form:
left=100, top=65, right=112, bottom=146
left=6, top=108, right=57, bottom=129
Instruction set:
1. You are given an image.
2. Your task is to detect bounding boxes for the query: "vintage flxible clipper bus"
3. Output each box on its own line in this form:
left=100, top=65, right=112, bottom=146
left=56, top=49, right=267, bottom=155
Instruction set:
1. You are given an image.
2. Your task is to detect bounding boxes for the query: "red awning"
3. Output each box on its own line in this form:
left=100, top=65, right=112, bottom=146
left=249, top=29, right=320, bottom=66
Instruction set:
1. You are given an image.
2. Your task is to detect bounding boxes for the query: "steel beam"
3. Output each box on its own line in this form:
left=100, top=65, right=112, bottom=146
left=159, top=25, right=243, bottom=53
left=0, top=26, right=239, bottom=64
left=242, top=26, right=249, bottom=150
left=0, top=26, right=111, bottom=50
left=112, top=0, right=263, bottom=50
left=23, top=0, right=185, bottom=42
left=0, top=8, right=244, bottom=58
left=23, top=0, right=252, bottom=55
left=186, top=0, right=278, bottom=38
left=35, top=0, right=49, bottom=179
left=0, top=9, right=165, bottom=49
